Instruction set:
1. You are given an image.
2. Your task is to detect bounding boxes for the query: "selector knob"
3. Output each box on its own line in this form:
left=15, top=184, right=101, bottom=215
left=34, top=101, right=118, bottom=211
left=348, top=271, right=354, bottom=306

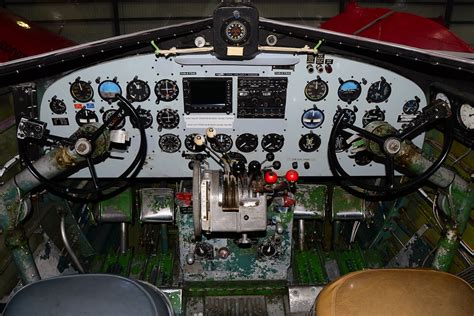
left=232, top=160, right=246, bottom=175
left=261, top=244, right=276, bottom=257
left=248, top=160, right=261, bottom=175
left=266, top=153, right=275, bottom=162
left=272, top=161, right=281, bottom=170
left=264, top=171, right=278, bottom=184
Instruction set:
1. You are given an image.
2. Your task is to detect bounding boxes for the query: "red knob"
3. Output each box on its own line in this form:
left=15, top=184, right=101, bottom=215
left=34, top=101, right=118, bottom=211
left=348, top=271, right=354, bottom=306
left=285, top=169, right=299, bottom=182
left=264, top=171, right=278, bottom=184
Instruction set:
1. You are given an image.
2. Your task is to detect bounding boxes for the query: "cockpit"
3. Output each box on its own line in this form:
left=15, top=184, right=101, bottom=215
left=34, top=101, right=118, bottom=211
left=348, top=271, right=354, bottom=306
left=0, top=1, right=472, bottom=315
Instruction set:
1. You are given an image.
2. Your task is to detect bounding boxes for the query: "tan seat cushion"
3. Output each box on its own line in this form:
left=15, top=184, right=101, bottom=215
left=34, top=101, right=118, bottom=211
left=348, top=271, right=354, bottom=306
left=316, top=269, right=474, bottom=316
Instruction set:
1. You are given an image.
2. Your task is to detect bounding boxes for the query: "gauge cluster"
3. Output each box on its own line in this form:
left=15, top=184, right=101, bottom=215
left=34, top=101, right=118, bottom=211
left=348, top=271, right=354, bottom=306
left=39, top=52, right=426, bottom=178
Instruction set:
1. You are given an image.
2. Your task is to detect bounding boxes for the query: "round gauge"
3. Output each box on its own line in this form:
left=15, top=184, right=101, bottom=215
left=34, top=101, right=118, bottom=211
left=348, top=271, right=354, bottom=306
left=299, top=133, right=321, bottom=152
left=70, top=80, right=93, bottom=102
left=236, top=133, right=258, bottom=152
left=185, top=134, right=205, bottom=152
left=302, top=108, right=325, bottom=129
left=403, top=99, right=420, bottom=115
left=304, top=79, right=328, bottom=101
left=337, top=80, right=361, bottom=104
left=155, top=79, right=179, bottom=102
left=75, top=108, right=98, bottom=126
left=159, top=134, right=181, bottom=153
left=459, top=103, right=474, bottom=130
left=131, top=107, right=153, bottom=129
left=102, top=109, right=125, bottom=130
left=210, top=134, right=233, bottom=153
left=333, top=108, right=356, bottom=125
left=227, top=152, right=247, bottom=164
left=127, top=79, right=150, bottom=102
left=362, top=107, right=385, bottom=127
left=98, top=80, right=122, bottom=102
left=261, top=133, right=284, bottom=152
left=366, top=78, right=391, bottom=103
left=49, top=97, right=66, bottom=114
left=435, top=93, right=451, bottom=109
left=334, top=131, right=352, bottom=153
left=224, top=20, right=248, bottom=44
left=156, top=108, right=180, bottom=129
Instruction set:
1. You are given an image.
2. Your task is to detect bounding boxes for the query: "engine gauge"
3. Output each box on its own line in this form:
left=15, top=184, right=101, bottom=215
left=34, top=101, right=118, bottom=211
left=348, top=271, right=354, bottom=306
left=159, top=134, right=181, bottom=153
left=98, top=80, right=122, bottom=102
left=155, top=79, right=179, bottom=102
left=131, top=107, right=153, bottom=129
left=75, top=108, right=98, bottom=126
left=127, top=79, right=150, bottom=102
left=459, top=103, right=474, bottom=130
left=333, top=108, right=356, bottom=125
left=302, top=108, right=325, bottom=129
left=102, top=109, right=126, bottom=130
left=70, top=80, right=93, bottom=102
left=362, top=107, right=385, bottom=127
left=435, top=93, right=451, bottom=109
left=224, top=19, right=248, bottom=44
left=156, top=108, right=180, bottom=129
left=236, top=133, right=258, bottom=152
left=185, top=134, right=205, bottom=152
left=304, top=78, right=328, bottom=101
left=49, top=97, right=66, bottom=114
left=299, top=133, right=321, bottom=152
left=367, top=77, right=391, bottom=103
left=261, top=133, right=284, bottom=152
left=337, top=80, right=361, bottom=104
left=210, top=134, right=233, bottom=153
left=403, top=98, right=420, bottom=115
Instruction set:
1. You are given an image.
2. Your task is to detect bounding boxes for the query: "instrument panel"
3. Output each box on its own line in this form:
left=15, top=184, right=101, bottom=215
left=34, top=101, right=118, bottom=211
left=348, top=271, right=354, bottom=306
left=39, top=52, right=426, bottom=178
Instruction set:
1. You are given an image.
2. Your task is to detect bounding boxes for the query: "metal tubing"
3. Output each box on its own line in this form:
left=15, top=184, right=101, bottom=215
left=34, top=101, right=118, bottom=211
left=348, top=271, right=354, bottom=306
left=60, top=213, right=85, bottom=273
left=4, top=228, right=40, bottom=284
left=298, top=219, right=305, bottom=251
left=120, top=222, right=128, bottom=254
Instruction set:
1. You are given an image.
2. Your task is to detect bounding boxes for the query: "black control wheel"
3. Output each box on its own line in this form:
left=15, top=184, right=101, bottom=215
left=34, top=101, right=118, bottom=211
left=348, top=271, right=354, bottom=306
left=18, top=94, right=147, bottom=202
left=327, top=100, right=454, bottom=198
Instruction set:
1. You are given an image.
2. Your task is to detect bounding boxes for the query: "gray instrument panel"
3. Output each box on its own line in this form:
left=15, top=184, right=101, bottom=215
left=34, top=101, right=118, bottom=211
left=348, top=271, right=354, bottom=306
left=39, top=52, right=425, bottom=178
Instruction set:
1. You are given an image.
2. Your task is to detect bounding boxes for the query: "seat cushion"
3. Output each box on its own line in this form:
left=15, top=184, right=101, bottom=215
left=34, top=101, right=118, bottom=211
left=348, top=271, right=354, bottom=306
left=4, top=274, right=173, bottom=316
left=316, top=269, right=473, bottom=316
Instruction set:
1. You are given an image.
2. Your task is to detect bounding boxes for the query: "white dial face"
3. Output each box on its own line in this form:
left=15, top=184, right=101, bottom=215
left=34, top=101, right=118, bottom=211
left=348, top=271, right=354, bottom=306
left=435, top=93, right=451, bottom=109
left=459, top=103, right=474, bottom=130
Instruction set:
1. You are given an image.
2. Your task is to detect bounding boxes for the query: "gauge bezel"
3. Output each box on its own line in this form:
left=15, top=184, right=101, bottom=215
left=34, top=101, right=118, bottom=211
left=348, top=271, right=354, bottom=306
left=299, top=133, right=321, bottom=152
left=458, top=103, right=474, bottom=130
left=75, top=108, right=98, bottom=126
left=49, top=98, right=66, bottom=114
left=333, top=108, right=356, bottom=125
left=155, top=79, right=179, bottom=102
left=210, top=133, right=233, bottom=153
left=337, top=80, right=362, bottom=104
left=98, top=80, right=122, bottom=102
left=102, top=109, right=126, bottom=130
left=222, top=18, right=250, bottom=45
left=261, top=133, right=285, bottom=152
left=156, top=108, right=180, bottom=129
left=126, top=79, right=151, bottom=102
left=366, top=79, right=392, bottom=103
left=159, top=134, right=182, bottom=153
left=403, top=99, right=420, bottom=115
left=301, top=108, right=325, bottom=129
left=70, top=80, right=94, bottom=103
left=304, top=79, right=329, bottom=102
left=236, top=133, right=259, bottom=152
left=362, top=108, right=385, bottom=127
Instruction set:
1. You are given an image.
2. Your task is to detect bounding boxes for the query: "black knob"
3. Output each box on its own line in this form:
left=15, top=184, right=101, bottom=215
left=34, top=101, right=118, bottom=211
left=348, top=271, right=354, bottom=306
left=266, top=152, right=275, bottom=162
left=248, top=160, right=261, bottom=175
left=261, top=244, right=276, bottom=257
left=232, top=160, right=246, bottom=175
left=292, top=161, right=298, bottom=169
left=304, top=162, right=310, bottom=169
left=272, top=160, right=281, bottom=170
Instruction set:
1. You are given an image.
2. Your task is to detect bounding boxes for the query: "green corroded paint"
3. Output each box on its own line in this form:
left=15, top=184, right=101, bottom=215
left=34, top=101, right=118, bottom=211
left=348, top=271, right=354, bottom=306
left=99, top=188, right=133, bottom=222
left=186, top=281, right=287, bottom=297
left=332, top=186, right=364, bottom=213
left=295, top=184, right=327, bottom=216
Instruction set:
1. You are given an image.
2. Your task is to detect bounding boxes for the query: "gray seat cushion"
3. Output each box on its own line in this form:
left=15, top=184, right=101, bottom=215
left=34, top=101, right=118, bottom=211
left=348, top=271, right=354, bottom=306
left=4, top=274, right=173, bottom=315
